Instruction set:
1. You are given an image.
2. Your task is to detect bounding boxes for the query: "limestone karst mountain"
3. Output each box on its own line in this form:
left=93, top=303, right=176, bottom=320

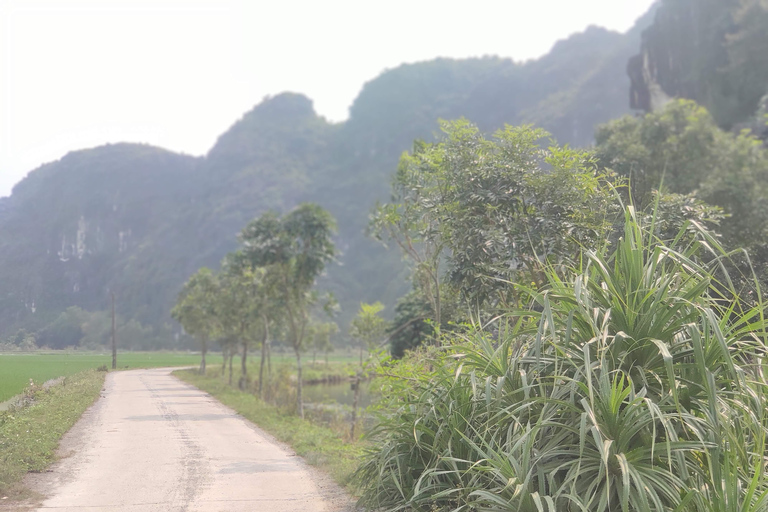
left=628, top=0, right=768, bottom=135
left=0, top=6, right=660, bottom=345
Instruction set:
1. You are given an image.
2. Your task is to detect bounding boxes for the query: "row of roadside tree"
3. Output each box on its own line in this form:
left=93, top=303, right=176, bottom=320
left=174, top=99, right=768, bottom=511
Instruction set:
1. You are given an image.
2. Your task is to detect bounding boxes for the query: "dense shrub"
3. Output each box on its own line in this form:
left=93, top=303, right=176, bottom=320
left=356, top=209, right=768, bottom=512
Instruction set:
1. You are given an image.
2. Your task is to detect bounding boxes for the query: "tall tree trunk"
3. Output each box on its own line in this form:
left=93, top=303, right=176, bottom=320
left=295, top=347, right=304, bottom=419
left=221, top=346, right=228, bottom=376
left=228, top=353, right=234, bottom=386
left=258, top=320, right=268, bottom=398
left=111, top=292, right=117, bottom=369
left=286, top=303, right=305, bottom=419
left=350, top=372, right=361, bottom=439
left=199, top=336, right=207, bottom=375
left=239, top=339, right=248, bottom=390
left=434, top=271, right=441, bottom=328
left=432, top=267, right=441, bottom=346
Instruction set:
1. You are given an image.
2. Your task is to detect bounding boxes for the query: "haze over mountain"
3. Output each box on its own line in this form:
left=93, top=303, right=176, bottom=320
left=0, top=0, right=658, bottom=199
left=2, top=0, right=767, bottom=348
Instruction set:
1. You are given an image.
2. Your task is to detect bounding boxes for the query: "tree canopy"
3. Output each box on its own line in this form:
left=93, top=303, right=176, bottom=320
left=373, top=120, right=619, bottom=313
left=238, top=203, right=337, bottom=417
left=171, top=267, right=220, bottom=374
left=596, top=99, right=768, bottom=260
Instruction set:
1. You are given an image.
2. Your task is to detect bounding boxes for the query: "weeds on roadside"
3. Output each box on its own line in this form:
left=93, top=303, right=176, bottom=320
left=0, top=370, right=105, bottom=498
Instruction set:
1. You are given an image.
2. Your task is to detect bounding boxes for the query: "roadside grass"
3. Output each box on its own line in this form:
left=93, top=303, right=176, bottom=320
left=0, top=370, right=105, bottom=498
left=0, top=352, right=224, bottom=402
left=216, top=356, right=358, bottom=384
left=175, top=368, right=365, bottom=491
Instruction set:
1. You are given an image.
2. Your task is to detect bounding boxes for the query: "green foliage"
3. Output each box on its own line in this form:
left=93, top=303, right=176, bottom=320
left=0, top=329, right=39, bottom=352
left=373, top=120, right=618, bottom=316
left=177, top=203, right=338, bottom=414
left=374, top=117, right=730, bottom=357
left=217, top=262, right=269, bottom=339
left=239, top=204, right=337, bottom=415
left=387, top=290, right=434, bottom=359
left=18, top=306, right=175, bottom=352
left=308, top=321, right=338, bottom=362
left=722, top=0, right=768, bottom=126
left=240, top=204, right=336, bottom=289
left=350, top=302, right=388, bottom=352
left=596, top=99, right=768, bottom=263
left=171, top=268, right=219, bottom=346
left=238, top=204, right=337, bottom=355
left=356, top=209, right=768, bottom=512
left=35, top=307, right=84, bottom=349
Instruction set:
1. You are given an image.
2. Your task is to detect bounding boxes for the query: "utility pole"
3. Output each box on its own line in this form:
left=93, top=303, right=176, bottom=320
left=111, top=291, right=117, bottom=369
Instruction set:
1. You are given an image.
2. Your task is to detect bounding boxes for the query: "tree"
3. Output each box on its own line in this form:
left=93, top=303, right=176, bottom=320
left=216, top=257, right=271, bottom=390
left=349, top=301, right=389, bottom=438
left=36, top=307, right=85, bottom=349
left=171, top=268, right=219, bottom=375
left=372, top=120, right=617, bottom=318
left=19, top=332, right=38, bottom=351
left=309, top=321, right=337, bottom=366
left=349, top=302, right=388, bottom=365
left=221, top=251, right=283, bottom=397
left=239, top=203, right=337, bottom=418
left=218, top=334, right=238, bottom=384
left=373, top=118, right=727, bottom=357
left=370, top=139, right=450, bottom=329
left=596, top=99, right=768, bottom=281
left=387, top=290, right=433, bottom=359
left=256, top=282, right=279, bottom=399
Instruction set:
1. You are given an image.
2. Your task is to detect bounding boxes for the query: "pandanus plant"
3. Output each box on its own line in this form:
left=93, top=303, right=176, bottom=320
left=356, top=208, right=768, bottom=512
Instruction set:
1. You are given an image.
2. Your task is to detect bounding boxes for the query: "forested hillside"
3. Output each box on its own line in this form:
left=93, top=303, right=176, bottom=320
left=0, top=146, right=200, bottom=344
left=0, top=4, right=665, bottom=345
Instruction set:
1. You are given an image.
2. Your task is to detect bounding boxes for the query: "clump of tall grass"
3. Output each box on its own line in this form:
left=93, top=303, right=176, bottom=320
left=355, top=208, right=768, bottom=512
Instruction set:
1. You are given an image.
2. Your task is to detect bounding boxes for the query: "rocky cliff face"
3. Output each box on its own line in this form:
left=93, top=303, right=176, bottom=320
left=628, top=0, right=731, bottom=112
left=628, top=0, right=768, bottom=130
left=0, top=145, right=200, bottom=332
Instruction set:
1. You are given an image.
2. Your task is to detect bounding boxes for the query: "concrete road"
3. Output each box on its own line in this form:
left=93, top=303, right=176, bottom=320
left=32, top=368, right=355, bottom=512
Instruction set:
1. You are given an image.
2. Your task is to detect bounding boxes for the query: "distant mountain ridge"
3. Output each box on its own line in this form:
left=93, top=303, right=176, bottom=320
left=0, top=8, right=656, bottom=344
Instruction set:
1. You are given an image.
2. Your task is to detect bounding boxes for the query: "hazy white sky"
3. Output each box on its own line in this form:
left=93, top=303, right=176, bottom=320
left=0, top=0, right=656, bottom=197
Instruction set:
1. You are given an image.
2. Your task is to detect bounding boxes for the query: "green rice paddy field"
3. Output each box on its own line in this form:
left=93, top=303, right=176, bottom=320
left=0, top=352, right=221, bottom=403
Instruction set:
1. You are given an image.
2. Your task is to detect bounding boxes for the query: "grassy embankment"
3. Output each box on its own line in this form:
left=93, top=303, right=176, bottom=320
left=0, top=370, right=105, bottom=498
left=176, top=365, right=366, bottom=491
left=0, top=352, right=223, bottom=402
